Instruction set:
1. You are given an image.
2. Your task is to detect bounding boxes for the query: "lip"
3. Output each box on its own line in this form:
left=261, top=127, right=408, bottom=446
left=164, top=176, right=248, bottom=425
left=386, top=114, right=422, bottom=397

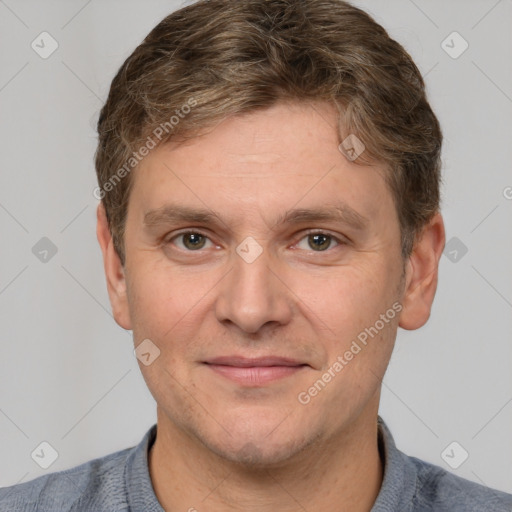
left=203, top=356, right=308, bottom=386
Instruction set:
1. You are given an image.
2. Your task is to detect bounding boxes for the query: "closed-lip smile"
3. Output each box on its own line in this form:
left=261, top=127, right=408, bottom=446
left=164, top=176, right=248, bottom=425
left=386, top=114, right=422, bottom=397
left=203, top=356, right=309, bottom=385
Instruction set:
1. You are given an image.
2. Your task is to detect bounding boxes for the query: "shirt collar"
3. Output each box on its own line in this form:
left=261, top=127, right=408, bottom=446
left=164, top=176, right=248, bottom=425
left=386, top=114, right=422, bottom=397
left=124, top=424, right=163, bottom=512
left=124, top=416, right=415, bottom=511
left=371, top=416, right=417, bottom=511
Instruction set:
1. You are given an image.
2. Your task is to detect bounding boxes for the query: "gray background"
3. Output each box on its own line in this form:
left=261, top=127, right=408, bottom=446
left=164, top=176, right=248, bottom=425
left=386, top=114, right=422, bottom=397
left=1, top=0, right=511, bottom=494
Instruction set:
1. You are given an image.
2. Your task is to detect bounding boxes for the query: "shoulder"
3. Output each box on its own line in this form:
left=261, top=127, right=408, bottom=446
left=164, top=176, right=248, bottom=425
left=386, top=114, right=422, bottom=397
left=375, top=417, right=512, bottom=512
left=410, top=455, right=512, bottom=511
left=0, top=446, right=133, bottom=512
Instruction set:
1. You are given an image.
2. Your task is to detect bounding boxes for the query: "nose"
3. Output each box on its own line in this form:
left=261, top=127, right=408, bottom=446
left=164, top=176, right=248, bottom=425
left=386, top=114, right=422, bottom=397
left=214, top=246, right=293, bottom=334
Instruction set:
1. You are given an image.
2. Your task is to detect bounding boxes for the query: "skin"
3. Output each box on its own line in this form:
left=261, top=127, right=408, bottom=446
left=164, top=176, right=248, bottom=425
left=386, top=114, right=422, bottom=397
left=97, top=100, right=445, bottom=511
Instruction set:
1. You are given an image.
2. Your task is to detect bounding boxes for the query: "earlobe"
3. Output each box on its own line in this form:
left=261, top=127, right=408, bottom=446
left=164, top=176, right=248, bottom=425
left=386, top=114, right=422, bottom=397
left=398, top=213, right=445, bottom=331
left=96, top=204, right=132, bottom=330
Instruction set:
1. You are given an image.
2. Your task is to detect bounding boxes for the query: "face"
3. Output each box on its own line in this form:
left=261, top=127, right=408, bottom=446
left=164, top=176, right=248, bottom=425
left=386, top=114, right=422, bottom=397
left=102, top=101, right=423, bottom=466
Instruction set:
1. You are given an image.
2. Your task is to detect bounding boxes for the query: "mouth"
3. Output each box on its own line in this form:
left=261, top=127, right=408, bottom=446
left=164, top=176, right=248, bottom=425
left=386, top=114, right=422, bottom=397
left=203, top=356, right=309, bottom=386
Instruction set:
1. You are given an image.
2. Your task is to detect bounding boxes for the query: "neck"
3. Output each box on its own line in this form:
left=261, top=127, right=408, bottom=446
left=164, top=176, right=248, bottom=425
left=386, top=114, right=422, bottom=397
left=148, top=406, right=383, bottom=512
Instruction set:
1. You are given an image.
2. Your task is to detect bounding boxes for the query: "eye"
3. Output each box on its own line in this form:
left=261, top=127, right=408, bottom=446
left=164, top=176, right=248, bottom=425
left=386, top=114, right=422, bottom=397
left=296, top=232, right=340, bottom=252
left=171, top=232, right=214, bottom=251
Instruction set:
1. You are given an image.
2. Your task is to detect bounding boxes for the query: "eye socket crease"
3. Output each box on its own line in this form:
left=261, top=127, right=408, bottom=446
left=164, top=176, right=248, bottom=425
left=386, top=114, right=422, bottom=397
left=163, top=229, right=348, bottom=255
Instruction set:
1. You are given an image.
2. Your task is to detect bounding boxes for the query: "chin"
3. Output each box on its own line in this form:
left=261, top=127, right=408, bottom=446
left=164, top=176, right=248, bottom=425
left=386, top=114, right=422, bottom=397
left=193, top=418, right=322, bottom=469
left=207, top=436, right=309, bottom=468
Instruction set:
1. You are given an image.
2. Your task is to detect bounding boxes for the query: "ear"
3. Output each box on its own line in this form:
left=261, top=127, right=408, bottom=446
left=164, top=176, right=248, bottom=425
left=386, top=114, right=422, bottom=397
left=96, top=203, right=132, bottom=330
left=399, top=213, right=445, bottom=330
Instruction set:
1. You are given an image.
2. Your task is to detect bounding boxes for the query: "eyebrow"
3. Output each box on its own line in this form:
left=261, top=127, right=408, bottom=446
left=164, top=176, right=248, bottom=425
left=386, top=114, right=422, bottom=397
left=144, top=205, right=220, bottom=227
left=278, top=205, right=368, bottom=231
left=143, top=203, right=369, bottom=231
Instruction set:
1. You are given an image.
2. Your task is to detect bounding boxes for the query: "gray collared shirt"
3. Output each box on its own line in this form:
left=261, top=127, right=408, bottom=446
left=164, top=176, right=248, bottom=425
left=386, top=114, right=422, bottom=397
left=1, top=416, right=511, bottom=511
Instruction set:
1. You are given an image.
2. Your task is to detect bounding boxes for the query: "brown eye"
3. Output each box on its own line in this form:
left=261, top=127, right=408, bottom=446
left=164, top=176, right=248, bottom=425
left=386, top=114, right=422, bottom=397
left=295, top=232, right=341, bottom=253
left=177, top=232, right=209, bottom=250
left=307, top=233, right=332, bottom=251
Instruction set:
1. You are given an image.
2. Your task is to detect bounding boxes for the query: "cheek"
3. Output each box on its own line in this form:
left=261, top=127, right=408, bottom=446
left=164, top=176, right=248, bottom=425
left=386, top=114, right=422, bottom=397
left=125, top=260, right=211, bottom=344
left=290, top=262, right=398, bottom=344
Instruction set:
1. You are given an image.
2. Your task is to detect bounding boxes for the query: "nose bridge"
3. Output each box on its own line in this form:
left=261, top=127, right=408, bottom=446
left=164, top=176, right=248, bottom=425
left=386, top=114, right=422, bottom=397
left=214, top=244, right=292, bottom=333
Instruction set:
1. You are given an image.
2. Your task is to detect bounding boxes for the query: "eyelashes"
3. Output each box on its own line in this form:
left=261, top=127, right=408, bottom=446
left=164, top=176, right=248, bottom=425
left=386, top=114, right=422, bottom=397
left=165, top=230, right=346, bottom=253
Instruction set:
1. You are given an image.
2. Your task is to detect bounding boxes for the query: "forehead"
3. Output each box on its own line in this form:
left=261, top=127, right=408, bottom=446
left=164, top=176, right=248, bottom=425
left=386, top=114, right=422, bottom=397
left=129, top=101, right=395, bottom=229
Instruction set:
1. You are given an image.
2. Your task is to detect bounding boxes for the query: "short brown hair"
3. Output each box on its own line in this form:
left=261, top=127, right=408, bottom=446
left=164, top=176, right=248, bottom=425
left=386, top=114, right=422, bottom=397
left=95, top=0, right=442, bottom=264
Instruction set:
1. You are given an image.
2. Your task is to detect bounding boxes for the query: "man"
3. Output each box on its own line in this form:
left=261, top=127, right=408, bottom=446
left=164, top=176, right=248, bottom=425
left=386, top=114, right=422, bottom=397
left=1, top=0, right=511, bottom=510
